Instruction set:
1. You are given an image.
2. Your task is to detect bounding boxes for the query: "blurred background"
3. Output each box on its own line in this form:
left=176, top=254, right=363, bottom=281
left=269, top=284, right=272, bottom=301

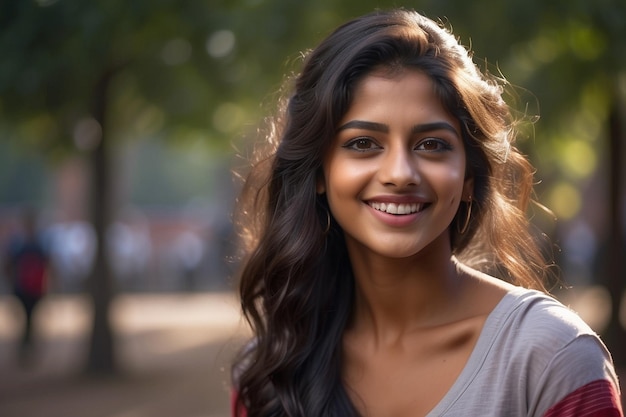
left=0, top=0, right=624, bottom=416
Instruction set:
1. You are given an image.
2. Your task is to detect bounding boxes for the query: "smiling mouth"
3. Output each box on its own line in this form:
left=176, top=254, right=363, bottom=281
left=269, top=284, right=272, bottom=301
left=368, top=202, right=426, bottom=215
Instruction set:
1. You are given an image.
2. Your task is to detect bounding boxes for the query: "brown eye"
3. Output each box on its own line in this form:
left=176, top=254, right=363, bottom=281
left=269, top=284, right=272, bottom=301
left=355, top=138, right=372, bottom=149
left=416, top=138, right=451, bottom=152
left=343, top=137, right=382, bottom=152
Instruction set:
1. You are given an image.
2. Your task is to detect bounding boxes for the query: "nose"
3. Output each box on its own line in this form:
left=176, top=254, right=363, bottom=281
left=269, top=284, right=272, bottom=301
left=378, top=145, right=420, bottom=188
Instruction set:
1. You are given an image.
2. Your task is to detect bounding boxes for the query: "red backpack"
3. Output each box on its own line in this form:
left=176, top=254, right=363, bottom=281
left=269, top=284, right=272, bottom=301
left=15, top=247, right=48, bottom=297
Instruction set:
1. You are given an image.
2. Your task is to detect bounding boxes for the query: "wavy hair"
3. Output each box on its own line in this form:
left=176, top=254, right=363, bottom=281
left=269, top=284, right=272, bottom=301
left=233, top=8, right=553, bottom=416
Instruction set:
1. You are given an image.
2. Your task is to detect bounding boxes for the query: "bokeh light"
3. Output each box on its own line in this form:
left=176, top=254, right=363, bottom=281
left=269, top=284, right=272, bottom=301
left=548, top=181, right=582, bottom=220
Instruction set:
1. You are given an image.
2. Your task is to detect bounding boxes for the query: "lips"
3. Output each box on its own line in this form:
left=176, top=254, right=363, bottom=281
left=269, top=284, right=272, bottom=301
left=368, top=201, right=424, bottom=215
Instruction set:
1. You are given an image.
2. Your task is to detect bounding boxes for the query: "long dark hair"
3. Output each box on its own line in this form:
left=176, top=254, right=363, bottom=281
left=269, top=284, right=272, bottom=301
left=233, top=8, right=551, bottom=416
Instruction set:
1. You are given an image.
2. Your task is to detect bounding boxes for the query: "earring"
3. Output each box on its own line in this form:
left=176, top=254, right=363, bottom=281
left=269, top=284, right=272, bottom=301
left=322, top=208, right=331, bottom=234
left=458, top=196, right=472, bottom=235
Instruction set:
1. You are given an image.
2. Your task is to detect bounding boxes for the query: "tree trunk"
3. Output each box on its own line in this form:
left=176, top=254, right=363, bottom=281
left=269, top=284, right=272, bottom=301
left=603, top=88, right=626, bottom=368
left=85, top=70, right=117, bottom=375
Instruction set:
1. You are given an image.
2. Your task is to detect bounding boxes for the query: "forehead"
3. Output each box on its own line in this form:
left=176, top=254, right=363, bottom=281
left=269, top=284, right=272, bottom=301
left=356, top=67, right=432, bottom=94
left=341, top=68, right=458, bottom=127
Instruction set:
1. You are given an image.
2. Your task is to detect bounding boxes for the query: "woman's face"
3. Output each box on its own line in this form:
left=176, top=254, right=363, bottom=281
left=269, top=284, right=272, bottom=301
left=319, top=69, right=473, bottom=261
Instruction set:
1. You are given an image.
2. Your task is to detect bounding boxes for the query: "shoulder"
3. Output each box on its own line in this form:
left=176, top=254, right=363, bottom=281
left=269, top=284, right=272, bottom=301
left=503, top=288, right=595, bottom=339
left=496, top=287, right=612, bottom=372
left=464, top=268, right=610, bottom=365
left=494, top=287, right=621, bottom=415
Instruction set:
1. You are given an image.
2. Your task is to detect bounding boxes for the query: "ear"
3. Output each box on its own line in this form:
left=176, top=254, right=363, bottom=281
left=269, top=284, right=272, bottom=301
left=316, top=171, right=326, bottom=194
left=462, top=175, right=474, bottom=202
left=316, top=176, right=326, bottom=194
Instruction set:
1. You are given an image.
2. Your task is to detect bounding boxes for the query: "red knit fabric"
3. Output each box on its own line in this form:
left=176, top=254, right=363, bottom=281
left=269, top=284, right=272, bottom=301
left=542, top=380, right=623, bottom=417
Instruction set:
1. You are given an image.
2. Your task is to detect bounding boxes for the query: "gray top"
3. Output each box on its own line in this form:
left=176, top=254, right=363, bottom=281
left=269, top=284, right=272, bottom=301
left=426, top=286, right=620, bottom=416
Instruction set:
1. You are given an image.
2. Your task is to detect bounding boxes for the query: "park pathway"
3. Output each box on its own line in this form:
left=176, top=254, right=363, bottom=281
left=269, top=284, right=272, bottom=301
left=0, top=292, right=248, bottom=417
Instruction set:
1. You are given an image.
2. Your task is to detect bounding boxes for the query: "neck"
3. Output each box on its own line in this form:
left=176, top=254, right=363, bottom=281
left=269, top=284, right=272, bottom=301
left=346, top=240, right=465, bottom=345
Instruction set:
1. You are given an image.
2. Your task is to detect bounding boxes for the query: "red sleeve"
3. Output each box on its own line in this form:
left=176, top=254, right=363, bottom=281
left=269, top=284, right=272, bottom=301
left=231, top=390, right=248, bottom=417
left=542, top=380, right=623, bottom=417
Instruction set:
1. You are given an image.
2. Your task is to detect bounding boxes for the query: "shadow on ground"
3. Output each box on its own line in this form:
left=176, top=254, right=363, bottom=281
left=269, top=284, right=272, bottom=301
left=0, top=292, right=248, bottom=417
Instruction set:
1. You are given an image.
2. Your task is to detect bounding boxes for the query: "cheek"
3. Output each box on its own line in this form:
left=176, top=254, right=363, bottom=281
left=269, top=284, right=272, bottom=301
left=325, top=171, right=356, bottom=203
left=323, top=162, right=372, bottom=221
left=430, top=164, right=466, bottom=205
left=325, top=161, right=368, bottom=195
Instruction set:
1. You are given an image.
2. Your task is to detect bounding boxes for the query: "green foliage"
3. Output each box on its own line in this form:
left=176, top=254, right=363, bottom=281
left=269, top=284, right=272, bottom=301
left=0, top=0, right=625, bottom=213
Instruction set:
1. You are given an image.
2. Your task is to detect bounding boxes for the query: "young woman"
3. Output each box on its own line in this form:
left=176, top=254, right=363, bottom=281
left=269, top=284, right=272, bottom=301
left=231, top=8, right=623, bottom=417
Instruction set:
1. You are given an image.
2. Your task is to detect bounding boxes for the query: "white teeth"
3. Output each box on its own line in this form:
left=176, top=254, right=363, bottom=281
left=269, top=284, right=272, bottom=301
left=369, top=202, right=422, bottom=214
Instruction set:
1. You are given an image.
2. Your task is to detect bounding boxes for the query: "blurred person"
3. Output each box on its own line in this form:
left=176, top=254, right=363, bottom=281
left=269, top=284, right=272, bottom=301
left=171, top=230, right=205, bottom=290
left=231, top=8, right=623, bottom=417
left=3, top=208, right=50, bottom=364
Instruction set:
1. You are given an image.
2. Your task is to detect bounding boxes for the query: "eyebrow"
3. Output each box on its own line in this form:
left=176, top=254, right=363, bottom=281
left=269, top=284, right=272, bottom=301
left=337, top=120, right=459, bottom=136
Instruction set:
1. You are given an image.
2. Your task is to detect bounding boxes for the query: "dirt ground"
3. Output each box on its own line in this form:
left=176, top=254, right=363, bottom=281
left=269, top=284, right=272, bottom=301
left=0, top=292, right=248, bottom=417
left=0, top=289, right=623, bottom=417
